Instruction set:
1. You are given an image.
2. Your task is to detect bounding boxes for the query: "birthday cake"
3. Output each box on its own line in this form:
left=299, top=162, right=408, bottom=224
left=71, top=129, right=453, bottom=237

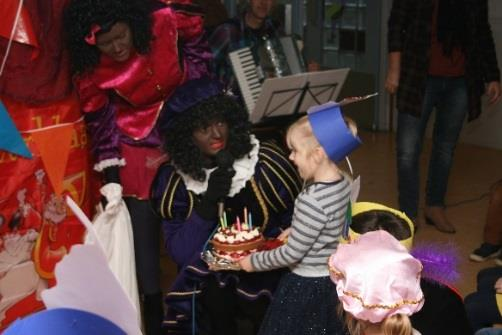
left=210, top=223, right=265, bottom=261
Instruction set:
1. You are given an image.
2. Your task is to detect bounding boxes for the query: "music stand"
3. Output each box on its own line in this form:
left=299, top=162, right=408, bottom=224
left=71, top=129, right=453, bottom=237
left=250, top=68, right=350, bottom=124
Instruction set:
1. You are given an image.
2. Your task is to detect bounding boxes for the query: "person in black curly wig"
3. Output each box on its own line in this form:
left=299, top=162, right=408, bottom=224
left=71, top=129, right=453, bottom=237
left=64, top=0, right=153, bottom=74
left=165, top=94, right=253, bottom=181
left=152, top=78, right=302, bottom=334
left=64, top=1, right=211, bottom=334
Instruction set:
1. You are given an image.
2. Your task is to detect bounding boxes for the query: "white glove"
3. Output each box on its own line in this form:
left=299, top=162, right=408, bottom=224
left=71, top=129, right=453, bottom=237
left=100, top=183, right=123, bottom=215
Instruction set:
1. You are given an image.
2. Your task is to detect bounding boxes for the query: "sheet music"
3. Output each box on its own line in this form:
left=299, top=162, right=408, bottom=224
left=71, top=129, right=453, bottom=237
left=251, top=68, right=350, bottom=123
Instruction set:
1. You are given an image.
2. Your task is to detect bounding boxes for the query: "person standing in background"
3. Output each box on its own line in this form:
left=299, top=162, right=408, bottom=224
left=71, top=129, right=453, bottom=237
left=385, top=0, right=501, bottom=233
left=209, top=0, right=281, bottom=97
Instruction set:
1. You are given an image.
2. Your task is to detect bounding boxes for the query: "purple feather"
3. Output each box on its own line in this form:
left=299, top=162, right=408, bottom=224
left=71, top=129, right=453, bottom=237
left=411, top=242, right=460, bottom=284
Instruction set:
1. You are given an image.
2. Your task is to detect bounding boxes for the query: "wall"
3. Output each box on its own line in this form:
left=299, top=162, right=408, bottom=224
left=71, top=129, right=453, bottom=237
left=459, top=0, right=502, bottom=149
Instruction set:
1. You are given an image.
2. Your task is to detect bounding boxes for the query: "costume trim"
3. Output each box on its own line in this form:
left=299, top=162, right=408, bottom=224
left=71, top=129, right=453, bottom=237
left=250, top=177, right=269, bottom=230
left=94, top=158, right=126, bottom=172
left=160, top=172, right=176, bottom=219
left=259, top=152, right=298, bottom=202
left=259, top=142, right=301, bottom=202
left=258, top=171, right=280, bottom=212
left=166, top=289, right=202, bottom=297
left=341, top=289, right=424, bottom=310
left=259, top=160, right=287, bottom=210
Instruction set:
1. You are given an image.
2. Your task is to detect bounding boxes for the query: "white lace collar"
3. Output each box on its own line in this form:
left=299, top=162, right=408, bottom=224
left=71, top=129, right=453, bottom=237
left=177, top=135, right=260, bottom=196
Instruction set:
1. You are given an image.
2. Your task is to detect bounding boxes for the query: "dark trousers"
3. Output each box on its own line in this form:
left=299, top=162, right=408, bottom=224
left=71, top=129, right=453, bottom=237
left=125, top=197, right=163, bottom=335
left=397, top=76, right=468, bottom=218
left=197, top=276, right=269, bottom=335
left=465, top=267, right=502, bottom=331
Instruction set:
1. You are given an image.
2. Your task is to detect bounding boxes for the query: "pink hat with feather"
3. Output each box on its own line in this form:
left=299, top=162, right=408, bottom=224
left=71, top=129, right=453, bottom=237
left=329, top=230, right=424, bottom=323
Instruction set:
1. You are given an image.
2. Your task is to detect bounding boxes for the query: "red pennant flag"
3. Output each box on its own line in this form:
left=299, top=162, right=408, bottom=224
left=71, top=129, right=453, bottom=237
left=0, top=0, right=39, bottom=48
left=31, top=124, right=73, bottom=196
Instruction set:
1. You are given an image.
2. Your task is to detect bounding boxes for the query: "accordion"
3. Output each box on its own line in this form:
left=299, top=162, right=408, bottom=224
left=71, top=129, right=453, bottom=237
left=229, top=36, right=305, bottom=115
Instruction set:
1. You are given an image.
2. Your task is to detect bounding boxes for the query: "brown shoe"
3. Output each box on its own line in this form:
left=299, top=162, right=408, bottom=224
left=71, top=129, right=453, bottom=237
left=424, top=206, right=456, bottom=234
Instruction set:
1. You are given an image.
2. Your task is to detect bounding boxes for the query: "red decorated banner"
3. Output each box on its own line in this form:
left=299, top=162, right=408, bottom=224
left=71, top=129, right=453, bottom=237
left=0, top=94, right=96, bottom=330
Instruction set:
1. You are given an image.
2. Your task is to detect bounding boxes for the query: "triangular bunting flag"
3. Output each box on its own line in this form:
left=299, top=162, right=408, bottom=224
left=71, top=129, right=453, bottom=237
left=0, top=100, right=32, bottom=158
left=0, top=0, right=38, bottom=48
left=31, top=124, right=73, bottom=196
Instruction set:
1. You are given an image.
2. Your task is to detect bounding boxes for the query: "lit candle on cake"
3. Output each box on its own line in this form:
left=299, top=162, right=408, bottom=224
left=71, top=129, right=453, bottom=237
left=236, top=215, right=241, bottom=231
left=248, top=212, right=253, bottom=230
left=244, top=207, right=248, bottom=226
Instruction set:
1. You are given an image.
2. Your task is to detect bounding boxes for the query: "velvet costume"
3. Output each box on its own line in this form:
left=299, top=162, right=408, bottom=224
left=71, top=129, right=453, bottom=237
left=152, top=140, right=301, bottom=332
left=75, top=4, right=211, bottom=198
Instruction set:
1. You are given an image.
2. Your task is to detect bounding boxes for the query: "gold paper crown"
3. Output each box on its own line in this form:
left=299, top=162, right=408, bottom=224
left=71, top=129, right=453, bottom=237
left=345, top=202, right=414, bottom=250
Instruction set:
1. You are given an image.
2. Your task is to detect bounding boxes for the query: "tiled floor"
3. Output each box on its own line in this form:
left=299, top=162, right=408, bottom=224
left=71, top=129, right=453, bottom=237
left=161, top=130, right=502, bottom=298
left=349, top=131, right=502, bottom=296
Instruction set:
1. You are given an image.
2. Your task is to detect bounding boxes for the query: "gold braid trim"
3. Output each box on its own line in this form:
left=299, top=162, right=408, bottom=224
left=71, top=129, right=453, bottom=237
left=341, top=290, right=424, bottom=310
left=235, top=287, right=273, bottom=299
left=258, top=181, right=278, bottom=213
left=259, top=163, right=286, bottom=210
left=260, top=144, right=301, bottom=195
left=160, top=172, right=176, bottom=219
left=260, top=156, right=294, bottom=208
left=187, top=191, right=194, bottom=219
left=168, top=177, right=182, bottom=219
left=160, top=172, right=193, bottom=220
left=328, top=263, right=344, bottom=279
left=250, top=177, right=269, bottom=230
left=329, top=262, right=424, bottom=309
left=166, top=289, right=202, bottom=297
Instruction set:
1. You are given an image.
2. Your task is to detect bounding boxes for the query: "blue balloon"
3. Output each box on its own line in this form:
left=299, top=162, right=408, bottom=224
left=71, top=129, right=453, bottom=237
left=4, top=308, right=126, bottom=335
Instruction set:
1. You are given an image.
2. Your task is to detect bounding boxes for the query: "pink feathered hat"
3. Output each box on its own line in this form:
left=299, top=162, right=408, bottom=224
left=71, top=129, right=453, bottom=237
left=329, top=230, right=424, bottom=323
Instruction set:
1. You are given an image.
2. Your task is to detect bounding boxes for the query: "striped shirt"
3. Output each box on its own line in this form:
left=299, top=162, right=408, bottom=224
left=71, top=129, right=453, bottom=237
left=250, top=177, right=351, bottom=277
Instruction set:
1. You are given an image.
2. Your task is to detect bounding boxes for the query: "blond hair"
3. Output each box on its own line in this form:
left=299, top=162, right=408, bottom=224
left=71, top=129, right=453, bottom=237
left=342, top=309, right=413, bottom=335
left=286, top=115, right=358, bottom=158
left=286, top=116, right=319, bottom=153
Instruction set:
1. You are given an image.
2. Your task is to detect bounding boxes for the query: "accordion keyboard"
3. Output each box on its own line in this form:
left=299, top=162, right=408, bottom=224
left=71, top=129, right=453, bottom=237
left=229, top=47, right=262, bottom=113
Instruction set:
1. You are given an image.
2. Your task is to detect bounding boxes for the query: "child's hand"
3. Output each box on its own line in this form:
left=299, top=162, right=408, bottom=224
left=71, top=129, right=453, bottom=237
left=239, top=255, right=254, bottom=272
left=278, top=228, right=292, bottom=242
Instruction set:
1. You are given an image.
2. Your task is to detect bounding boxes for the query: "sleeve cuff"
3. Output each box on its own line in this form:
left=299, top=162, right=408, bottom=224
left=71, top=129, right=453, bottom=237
left=94, top=158, right=126, bottom=172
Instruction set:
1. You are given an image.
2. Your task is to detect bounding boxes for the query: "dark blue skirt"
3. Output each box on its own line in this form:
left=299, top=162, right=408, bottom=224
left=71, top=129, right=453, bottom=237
left=258, top=272, right=346, bottom=335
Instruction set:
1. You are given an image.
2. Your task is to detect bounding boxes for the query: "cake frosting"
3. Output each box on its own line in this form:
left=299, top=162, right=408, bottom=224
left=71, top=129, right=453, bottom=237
left=210, top=223, right=264, bottom=261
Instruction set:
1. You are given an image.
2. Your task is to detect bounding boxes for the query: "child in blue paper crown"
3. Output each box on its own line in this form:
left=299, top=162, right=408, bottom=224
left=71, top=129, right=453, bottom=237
left=239, top=102, right=361, bottom=335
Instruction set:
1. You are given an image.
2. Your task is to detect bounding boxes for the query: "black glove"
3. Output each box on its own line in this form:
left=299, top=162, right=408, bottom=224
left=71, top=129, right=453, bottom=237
left=101, top=165, right=121, bottom=207
left=195, top=167, right=235, bottom=220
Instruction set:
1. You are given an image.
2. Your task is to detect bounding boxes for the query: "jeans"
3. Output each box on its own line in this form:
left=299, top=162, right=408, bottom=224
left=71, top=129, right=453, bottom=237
left=397, top=76, right=468, bottom=218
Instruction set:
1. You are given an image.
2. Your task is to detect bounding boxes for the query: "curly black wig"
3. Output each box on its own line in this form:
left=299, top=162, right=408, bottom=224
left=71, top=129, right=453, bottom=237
left=64, top=0, right=154, bottom=74
left=164, top=95, right=253, bottom=182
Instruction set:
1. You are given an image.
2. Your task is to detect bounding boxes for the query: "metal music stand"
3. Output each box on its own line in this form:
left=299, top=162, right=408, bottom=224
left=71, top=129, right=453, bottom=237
left=250, top=68, right=350, bottom=124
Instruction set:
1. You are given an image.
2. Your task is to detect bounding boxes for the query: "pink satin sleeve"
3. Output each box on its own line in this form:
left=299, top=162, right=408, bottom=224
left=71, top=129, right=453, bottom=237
left=174, top=6, right=204, bottom=41
left=74, top=75, right=109, bottom=113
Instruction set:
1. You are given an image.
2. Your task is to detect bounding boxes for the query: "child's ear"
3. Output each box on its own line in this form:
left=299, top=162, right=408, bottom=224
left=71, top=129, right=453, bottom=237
left=313, top=146, right=327, bottom=163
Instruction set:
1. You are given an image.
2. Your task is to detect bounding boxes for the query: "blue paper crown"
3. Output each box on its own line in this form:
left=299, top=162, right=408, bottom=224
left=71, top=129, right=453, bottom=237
left=3, top=308, right=125, bottom=335
left=307, top=102, right=361, bottom=162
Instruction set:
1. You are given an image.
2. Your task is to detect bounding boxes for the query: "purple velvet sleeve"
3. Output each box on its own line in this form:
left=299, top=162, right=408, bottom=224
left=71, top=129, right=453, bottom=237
left=152, top=165, right=217, bottom=267
left=182, top=33, right=213, bottom=81
left=162, top=212, right=216, bottom=267
left=83, top=103, right=121, bottom=164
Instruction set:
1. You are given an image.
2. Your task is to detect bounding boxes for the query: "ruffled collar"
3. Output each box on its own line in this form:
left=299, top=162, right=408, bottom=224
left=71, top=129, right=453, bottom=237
left=177, top=135, right=260, bottom=196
